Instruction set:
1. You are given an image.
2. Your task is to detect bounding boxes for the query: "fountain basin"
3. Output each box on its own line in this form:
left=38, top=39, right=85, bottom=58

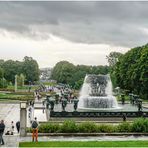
left=78, top=96, right=119, bottom=110
left=78, top=74, right=120, bottom=110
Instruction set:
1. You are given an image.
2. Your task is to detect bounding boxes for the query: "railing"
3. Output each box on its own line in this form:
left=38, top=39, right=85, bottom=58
left=50, top=111, right=148, bottom=118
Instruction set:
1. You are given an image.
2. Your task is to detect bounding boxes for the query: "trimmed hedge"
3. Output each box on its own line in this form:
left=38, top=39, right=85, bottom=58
left=28, top=118, right=148, bottom=133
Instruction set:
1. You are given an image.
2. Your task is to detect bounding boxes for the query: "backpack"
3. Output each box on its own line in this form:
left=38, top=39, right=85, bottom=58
left=32, top=121, right=38, bottom=129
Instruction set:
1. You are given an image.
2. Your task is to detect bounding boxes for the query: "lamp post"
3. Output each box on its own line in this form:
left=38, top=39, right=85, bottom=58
left=20, top=101, right=27, bottom=137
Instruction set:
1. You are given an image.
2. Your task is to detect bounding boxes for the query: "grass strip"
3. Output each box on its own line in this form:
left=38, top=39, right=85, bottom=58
left=19, top=140, right=148, bottom=147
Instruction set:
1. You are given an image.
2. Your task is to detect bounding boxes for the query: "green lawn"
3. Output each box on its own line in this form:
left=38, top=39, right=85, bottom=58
left=0, top=92, right=34, bottom=101
left=19, top=141, right=148, bottom=147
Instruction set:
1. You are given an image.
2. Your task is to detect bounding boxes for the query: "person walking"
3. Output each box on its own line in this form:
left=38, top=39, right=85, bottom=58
left=31, top=117, right=38, bottom=142
left=0, top=120, right=5, bottom=145
left=16, top=121, right=20, bottom=133
left=11, top=121, right=14, bottom=135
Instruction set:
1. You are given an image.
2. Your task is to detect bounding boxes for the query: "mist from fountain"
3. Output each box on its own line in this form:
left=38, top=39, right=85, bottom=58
left=78, top=74, right=119, bottom=110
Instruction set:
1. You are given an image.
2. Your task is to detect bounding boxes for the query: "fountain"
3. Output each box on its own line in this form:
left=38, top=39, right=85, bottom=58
left=78, top=74, right=119, bottom=110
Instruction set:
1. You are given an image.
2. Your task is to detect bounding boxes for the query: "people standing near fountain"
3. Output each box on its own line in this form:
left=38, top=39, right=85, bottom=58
left=32, top=117, right=38, bottom=142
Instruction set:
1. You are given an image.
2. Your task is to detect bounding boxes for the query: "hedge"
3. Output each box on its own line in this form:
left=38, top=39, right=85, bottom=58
left=27, top=118, right=148, bottom=133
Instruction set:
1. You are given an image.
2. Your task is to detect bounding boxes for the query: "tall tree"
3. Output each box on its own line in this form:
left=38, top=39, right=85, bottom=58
left=51, top=61, right=76, bottom=84
left=22, top=56, right=40, bottom=83
left=113, top=44, right=148, bottom=99
left=0, top=67, right=4, bottom=78
left=51, top=61, right=109, bottom=89
left=106, top=52, right=123, bottom=67
left=2, top=60, right=21, bottom=83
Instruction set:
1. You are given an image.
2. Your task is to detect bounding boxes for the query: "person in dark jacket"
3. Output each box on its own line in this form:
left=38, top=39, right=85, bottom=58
left=16, top=121, right=20, bottom=133
left=0, top=120, right=5, bottom=145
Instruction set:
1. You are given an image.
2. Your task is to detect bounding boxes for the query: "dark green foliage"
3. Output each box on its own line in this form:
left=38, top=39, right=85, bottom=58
left=98, top=124, right=115, bottom=133
left=0, top=67, right=4, bottom=78
left=60, top=120, right=78, bottom=133
left=51, top=61, right=109, bottom=89
left=0, top=56, right=40, bottom=84
left=132, top=118, right=148, bottom=132
left=117, top=122, right=132, bottom=132
left=112, top=44, right=148, bottom=99
left=0, top=78, right=7, bottom=88
left=22, top=56, right=40, bottom=83
left=106, top=52, right=123, bottom=67
left=34, top=118, right=148, bottom=133
left=51, top=61, right=76, bottom=85
left=78, top=122, right=97, bottom=133
left=38, top=123, right=60, bottom=133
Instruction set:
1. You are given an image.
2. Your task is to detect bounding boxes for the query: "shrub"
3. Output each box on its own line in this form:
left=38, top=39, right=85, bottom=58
left=98, top=124, right=115, bottom=133
left=132, top=118, right=148, bottom=132
left=117, top=122, right=132, bottom=132
left=78, top=122, right=97, bottom=133
left=26, top=119, right=148, bottom=134
left=60, top=120, right=78, bottom=133
left=38, top=123, right=60, bottom=133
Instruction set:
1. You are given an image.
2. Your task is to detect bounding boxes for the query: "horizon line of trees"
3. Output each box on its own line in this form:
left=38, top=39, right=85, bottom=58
left=0, top=56, right=40, bottom=88
left=51, top=61, right=110, bottom=89
left=109, top=44, right=148, bottom=99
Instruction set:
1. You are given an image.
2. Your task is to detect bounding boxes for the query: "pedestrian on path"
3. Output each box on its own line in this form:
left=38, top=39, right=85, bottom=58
left=11, top=121, right=14, bottom=135
left=0, top=120, right=5, bottom=145
left=31, top=117, right=38, bottom=142
left=16, top=121, right=20, bottom=133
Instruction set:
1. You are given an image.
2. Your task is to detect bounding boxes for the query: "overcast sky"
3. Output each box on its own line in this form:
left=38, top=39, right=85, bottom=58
left=0, top=1, right=148, bottom=68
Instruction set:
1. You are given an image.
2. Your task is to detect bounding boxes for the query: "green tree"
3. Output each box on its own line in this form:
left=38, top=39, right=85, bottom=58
left=106, top=52, right=123, bottom=67
left=51, top=61, right=76, bottom=84
left=51, top=61, right=109, bottom=89
left=106, top=52, right=123, bottom=87
left=2, top=60, right=21, bottom=83
left=0, top=78, right=7, bottom=88
left=113, top=44, right=148, bottom=99
left=22, top=56, right=40, bottom=83
left=0, top=67, right=4, bottom=78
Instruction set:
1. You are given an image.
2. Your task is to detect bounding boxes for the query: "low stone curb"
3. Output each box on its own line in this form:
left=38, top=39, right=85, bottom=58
left=27, top=132, right=148, bottom=136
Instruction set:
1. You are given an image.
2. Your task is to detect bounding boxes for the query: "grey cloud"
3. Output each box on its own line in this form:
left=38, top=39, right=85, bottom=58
left=0, top=1, right=148, bottom=47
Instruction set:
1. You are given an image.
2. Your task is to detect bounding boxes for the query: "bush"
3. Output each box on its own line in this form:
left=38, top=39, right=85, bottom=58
left=60, top=120, right=78, bottom=133
left=132, top=118, right=148, bottom=132
left=117, top=122, right=132, bottom=132
left=38, top=123, right=60, bottom=133
left=78, top=122, right=97, bottom=133
left=26, top=119, right=148, bottom=134
left=98, top=124, right=115, bottom=133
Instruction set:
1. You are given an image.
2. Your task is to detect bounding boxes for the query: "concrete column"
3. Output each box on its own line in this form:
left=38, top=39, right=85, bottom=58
left=20, top=101, right=27, bottom=137
left=15, top=75, right=18, bottom=92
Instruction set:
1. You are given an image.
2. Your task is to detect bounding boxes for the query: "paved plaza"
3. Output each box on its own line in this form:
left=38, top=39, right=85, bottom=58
left=1, top=101, right=148, bottom=147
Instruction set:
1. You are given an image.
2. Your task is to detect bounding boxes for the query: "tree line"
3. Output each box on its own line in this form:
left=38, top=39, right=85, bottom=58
left=51, top=61, right=110, bottom=89
left=110, top=44, right=148, bottom=99
left=0, top=56, right=40, bottom=88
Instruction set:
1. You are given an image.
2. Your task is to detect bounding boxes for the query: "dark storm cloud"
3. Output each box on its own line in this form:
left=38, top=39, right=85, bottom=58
left=0, top=1, right=148, bottom=47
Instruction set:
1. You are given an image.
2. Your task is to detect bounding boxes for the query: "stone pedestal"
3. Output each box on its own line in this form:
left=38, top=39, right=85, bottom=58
left=20, top=102, right=27, bottom=137
left=15, top=75, right=18, bottom=92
